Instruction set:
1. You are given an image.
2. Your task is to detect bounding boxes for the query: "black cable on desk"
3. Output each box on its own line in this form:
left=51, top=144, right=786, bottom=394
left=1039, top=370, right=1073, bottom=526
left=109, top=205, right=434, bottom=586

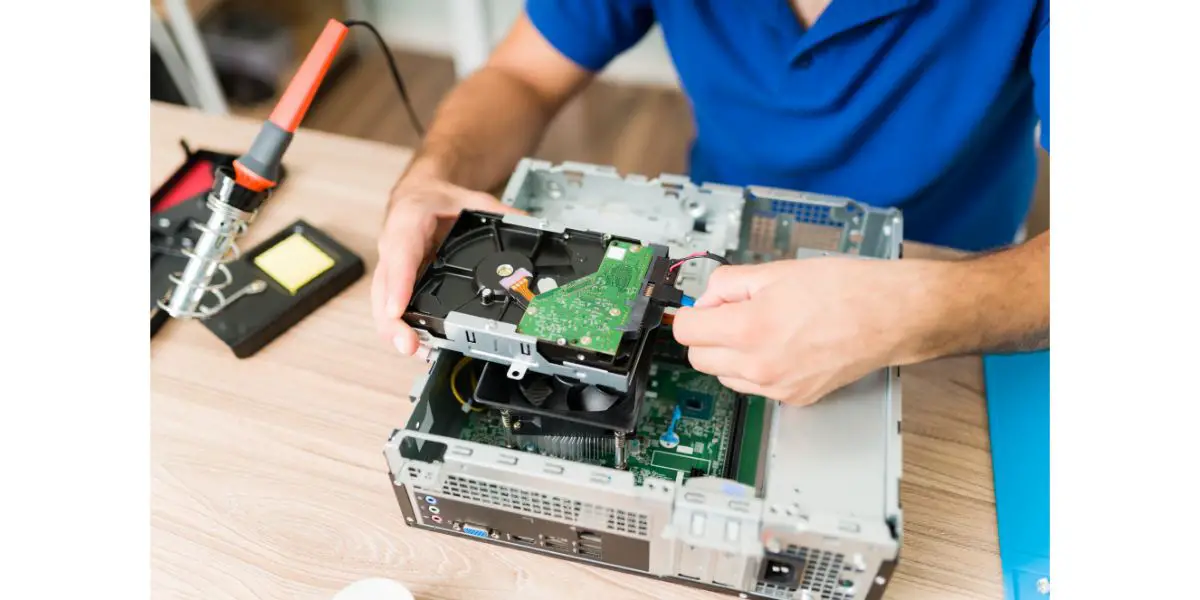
left=343, top=19, right=426, bottom=139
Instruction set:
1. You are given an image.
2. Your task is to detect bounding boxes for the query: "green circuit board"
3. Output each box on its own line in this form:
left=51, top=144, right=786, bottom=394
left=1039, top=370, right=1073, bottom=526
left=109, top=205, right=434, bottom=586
left=456, top=357, right=761, bottom=486
left=515, top=240, right=653, bottom=355
left=735, top=395, right=767, bottom=487
left=625, top=362, right=738, bottom=483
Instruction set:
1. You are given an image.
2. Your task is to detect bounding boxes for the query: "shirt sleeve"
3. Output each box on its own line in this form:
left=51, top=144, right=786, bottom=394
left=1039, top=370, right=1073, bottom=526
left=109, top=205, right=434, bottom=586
left=1030, top=2, right=1049, bottom=152
left=526, top=0, right=656, bottom=72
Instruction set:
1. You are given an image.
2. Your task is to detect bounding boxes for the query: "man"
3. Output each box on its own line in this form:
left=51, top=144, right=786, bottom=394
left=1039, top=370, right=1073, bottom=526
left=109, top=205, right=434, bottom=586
left=372, top=1, right=1050, bottom=406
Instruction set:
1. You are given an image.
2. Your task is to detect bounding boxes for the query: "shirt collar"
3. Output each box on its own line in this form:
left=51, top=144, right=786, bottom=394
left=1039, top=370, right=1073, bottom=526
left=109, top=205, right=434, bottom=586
left=755, top=0, right=925, bottom=58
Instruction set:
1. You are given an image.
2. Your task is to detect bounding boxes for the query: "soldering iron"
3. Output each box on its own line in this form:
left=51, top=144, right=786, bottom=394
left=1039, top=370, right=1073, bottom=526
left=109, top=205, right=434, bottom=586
left=159, top=18, right=421, bottom=320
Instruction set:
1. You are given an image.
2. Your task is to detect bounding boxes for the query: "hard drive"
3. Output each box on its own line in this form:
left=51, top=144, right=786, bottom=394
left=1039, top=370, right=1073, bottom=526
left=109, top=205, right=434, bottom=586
left=403, top=211, right=678, bottom=393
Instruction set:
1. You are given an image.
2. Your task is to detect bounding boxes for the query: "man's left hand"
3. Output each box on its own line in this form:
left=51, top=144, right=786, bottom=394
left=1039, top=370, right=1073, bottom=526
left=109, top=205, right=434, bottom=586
left=671, top=258, right=929, bottom=405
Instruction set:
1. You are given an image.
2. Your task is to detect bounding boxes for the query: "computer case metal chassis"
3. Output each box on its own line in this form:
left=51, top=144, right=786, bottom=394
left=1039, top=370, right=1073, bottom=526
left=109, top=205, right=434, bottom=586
left=384, top=159, right=904, bottom=600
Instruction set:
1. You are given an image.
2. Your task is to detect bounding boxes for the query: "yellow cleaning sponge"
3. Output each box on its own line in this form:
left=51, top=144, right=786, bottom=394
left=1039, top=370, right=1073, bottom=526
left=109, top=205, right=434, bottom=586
left=253, top=233, right=336, bottom=294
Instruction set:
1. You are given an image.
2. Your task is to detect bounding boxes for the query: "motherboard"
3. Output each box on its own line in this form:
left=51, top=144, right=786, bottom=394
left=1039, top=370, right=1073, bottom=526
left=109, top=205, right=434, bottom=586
left=458, top=351, right=765, bottom=487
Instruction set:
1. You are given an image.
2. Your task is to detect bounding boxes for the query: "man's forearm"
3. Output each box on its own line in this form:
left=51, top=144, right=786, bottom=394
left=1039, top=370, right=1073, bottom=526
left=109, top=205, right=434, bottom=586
left=899, top=231, right=1050, bottom=361
left=394, top=67, right=559, bottom=198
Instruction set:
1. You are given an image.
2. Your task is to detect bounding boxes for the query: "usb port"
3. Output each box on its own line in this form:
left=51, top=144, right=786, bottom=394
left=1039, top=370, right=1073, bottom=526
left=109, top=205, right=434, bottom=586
left=577, top=545, right=601, bottom=559
left=511, top=534, right=536, bottom=544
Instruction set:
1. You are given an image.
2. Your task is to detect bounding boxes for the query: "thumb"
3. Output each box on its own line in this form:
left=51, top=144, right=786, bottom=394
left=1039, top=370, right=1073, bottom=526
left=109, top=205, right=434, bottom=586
left=693, top=263, right=775, bottom=308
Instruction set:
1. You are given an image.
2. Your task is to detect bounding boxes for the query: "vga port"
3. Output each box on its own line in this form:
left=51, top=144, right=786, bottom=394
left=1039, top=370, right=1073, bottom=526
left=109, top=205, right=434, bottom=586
left=462, top=524, right=489, bottom=538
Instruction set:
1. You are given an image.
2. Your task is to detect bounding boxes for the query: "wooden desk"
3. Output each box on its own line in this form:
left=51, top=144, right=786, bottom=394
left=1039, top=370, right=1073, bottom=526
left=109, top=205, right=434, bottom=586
left=150, top=101, right=1003, bottom=599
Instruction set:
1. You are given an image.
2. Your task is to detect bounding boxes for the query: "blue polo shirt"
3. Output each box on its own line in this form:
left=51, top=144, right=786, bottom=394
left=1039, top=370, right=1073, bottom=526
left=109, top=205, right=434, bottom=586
left=526, top=0, right=1050, bottom=251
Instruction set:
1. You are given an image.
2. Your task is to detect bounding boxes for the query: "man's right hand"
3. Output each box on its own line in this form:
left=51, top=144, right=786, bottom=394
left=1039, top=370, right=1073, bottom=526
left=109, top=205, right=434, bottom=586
left=372, top=176, right=526, bottom=355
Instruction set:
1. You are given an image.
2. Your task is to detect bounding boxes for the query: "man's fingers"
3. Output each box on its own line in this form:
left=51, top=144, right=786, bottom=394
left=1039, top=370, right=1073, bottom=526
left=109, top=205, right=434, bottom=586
left=372, top=259, right=419, bottom=353
left=717, top=376, right=774, bottom=398
left=383, top=249, right=424, bottom=355
left=376, top=214, right=439, bottom=355
left=391, top=321, right=420, bottom=356
left=686, top=347, right=747, bottom=378
left=382, top=213, right=438, bottom=308
left=693, top=264, right=773, bottom=308
left=671, top=303, right=755, bottom=347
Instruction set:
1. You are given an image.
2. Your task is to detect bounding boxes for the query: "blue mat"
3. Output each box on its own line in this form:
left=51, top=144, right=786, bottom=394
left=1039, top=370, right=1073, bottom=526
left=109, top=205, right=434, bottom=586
left=982, top=349, right=1050, bottom=599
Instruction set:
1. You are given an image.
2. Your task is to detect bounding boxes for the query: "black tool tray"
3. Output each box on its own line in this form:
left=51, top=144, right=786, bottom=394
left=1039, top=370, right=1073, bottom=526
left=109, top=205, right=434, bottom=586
left=150, top=140, right=288, bottom=337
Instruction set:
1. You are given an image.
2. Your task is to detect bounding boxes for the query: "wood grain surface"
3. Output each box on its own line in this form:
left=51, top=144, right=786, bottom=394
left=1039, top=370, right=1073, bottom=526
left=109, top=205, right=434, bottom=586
left=150, top=102, right=1003, bottom=600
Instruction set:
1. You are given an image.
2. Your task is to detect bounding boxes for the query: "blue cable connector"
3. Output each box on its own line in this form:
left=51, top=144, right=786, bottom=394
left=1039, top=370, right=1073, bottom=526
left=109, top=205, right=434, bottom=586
left=659, top=405, right=682, bottom=448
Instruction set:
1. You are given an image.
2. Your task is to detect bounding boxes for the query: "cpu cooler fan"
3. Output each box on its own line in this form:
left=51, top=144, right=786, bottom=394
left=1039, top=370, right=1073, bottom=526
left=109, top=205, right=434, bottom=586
left=473, top=360, right=646, bottom=432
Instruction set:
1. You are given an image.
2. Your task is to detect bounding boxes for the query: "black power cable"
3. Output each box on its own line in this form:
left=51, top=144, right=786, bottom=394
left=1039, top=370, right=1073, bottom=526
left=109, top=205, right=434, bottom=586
left=342, top=19, right=426, bottom=139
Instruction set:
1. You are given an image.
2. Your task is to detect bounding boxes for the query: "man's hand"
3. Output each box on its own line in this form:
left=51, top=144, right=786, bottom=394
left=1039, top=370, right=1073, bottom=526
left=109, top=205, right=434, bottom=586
left=671, top=258, right=929, bottom=406
left=671, top=231, right=1049, bottom=405
left=368, top=12, right=593, bottom=356
left=372, top=176, right=525, bottom=355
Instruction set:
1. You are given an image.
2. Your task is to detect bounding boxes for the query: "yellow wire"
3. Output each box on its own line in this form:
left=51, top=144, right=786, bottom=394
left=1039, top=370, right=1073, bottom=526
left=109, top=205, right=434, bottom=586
left=451, top=356, right=485, bottom=412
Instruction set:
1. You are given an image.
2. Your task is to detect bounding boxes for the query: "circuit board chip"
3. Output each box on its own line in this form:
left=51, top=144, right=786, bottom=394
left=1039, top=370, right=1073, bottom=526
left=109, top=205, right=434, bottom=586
left=516, top=240, right=653, bottom=355
left=678, top=390, right=714, bottom=420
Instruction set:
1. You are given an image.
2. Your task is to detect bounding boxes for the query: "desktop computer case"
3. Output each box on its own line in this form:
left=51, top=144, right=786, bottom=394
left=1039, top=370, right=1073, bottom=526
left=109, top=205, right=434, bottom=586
left=384, top=159, right=904, bottom=600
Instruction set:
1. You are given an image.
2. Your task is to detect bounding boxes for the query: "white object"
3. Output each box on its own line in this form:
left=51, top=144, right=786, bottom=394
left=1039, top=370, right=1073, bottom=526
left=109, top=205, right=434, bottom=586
left=160, top=0, right=229, bottom=114
left=606, top=246, right=627, bottom=260
left=448, top=0, right=492, bottom=78
left=536, top=277, right=558, bottom=293
left=150, top=10, right=203, bottom=109
left=332, top=578, right=415, bottom=600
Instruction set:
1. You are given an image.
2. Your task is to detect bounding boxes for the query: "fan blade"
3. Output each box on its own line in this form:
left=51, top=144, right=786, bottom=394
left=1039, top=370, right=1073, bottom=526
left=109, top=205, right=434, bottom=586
left=570, top=386, right=620, bottom=412
left=519, top=375, right=555, bottom=408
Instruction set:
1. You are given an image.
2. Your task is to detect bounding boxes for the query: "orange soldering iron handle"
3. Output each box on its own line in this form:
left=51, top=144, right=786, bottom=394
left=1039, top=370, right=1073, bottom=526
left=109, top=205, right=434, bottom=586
left=232, top=19, right=349, bottom=197
left=268, top=19, right=349, bottom=133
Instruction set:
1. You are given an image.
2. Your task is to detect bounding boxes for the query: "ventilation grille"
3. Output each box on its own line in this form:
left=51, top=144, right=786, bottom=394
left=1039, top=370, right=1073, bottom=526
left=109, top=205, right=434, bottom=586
left=441, top=475, right=649, bottom=537
left=767, top=200, right=837, bottom=225
left=785, top=546, right=854, bottom=600
left=581, top=503, right=647, bottom=536
left=747, top=215, right=845, bottom=260
left=754, top=582, right=796, bottom=599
